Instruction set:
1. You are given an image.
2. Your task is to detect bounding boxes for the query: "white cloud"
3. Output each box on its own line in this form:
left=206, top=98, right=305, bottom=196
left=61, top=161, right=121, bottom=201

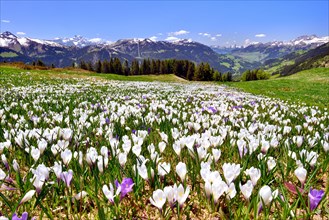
left=157, top=33, right=163, bottom=36
left=216, top=34, right=222, bottom=37
left=255, top=34, right=266, bottom=38
left=149, top=36, right=158, bottom=41
left=1, top=20, right=10, bottom=23
left=199, top=33, right=212, bottom=38
left=169, top=30, right=189, bottom=36
left=16, top=32, right=26, bottom=35
left=165, top=36, right=180, bottom=41
left=210, top=37, right=217, bottom=41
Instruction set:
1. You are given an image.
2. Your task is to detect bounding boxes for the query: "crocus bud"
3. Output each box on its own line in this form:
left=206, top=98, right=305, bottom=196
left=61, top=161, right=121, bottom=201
left=294, top=167, right=307, bottom=186
left=176, top=162, right=187, bottom=182
left=20, top=190, right=36, bottom=204
left=240, top=180, right=253, bottom=200
left=259, top=185, right=272, bottom=206
left=61, top=149, right=72, bottom=166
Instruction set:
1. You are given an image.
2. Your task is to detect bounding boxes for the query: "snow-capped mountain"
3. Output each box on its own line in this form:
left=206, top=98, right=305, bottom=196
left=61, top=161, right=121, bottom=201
left=289, top=35, right=329, bottom=46
left=222, top=35, right=329, bottom=63
left=1, top=31, right=233, bottom=71
left=1, top=31, right=327, bottom=74
left=0, top=31, right=63, bottom=48
left=52, top=35, right=112, bottom=47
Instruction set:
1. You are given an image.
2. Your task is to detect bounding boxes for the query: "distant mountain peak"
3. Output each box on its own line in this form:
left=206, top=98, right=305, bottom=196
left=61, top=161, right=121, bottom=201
left=294, top=35, right=318, bottom=41
left=0, top=31, right=17, bottom=39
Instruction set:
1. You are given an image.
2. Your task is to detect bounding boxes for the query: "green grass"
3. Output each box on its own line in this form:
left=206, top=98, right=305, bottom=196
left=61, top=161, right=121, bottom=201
left=221, top=62, right=231, bottom=68
left=225, top=68, right=329, bottom=108
left=0, top=65, right=186, bottom=86
left=0, top=52, right=18, bottom=58
left=93, top=72, right=187, bottom=82
left=264, top=60, right=295, bottom=74
left=232, top=52, right=267, bottom=63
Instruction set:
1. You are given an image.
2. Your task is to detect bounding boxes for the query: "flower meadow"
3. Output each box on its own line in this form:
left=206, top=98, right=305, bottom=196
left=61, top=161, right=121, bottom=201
left=0, top=71, right=328, bottom=219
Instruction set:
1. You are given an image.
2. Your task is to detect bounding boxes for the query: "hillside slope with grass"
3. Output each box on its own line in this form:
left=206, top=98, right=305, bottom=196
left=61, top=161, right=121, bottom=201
left=0, top=64, right=186, bottom=87
left=226, top=68, right=329, bottom=108
left=264, top=43, right=329, bottom=76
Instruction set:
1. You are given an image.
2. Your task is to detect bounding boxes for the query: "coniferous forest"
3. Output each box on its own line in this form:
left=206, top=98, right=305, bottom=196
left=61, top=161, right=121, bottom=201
left=79, top=58, right=232, bottom=82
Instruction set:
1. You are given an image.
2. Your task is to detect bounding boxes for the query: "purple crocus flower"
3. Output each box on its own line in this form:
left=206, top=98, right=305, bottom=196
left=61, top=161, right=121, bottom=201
left=208, top=106, right=217, bottom=114
left=12, top=212, right=28, bottom=220
left=60, top=170, right=73, bottom=188
left=308, top=188, right=325, bottom=211
left=115, top=178, right=134, bottom=200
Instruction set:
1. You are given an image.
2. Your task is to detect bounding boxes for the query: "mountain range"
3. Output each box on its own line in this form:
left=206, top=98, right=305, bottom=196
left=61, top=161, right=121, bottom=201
left=0, top=31, right=328, bottom=75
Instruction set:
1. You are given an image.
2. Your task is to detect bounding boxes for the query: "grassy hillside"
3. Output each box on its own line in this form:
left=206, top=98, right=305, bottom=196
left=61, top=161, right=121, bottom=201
left=225, top=68, right=329, bottom=108
left=0, top=64, right=186, bottom=87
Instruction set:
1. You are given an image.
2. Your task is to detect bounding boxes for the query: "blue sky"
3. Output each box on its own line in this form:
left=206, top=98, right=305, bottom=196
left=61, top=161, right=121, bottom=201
left=1, top=1, right=328, bottom=46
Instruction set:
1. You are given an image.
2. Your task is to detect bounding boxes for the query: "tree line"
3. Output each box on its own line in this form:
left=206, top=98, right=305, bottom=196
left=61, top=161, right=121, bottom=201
left=79, top=58, right=232, bottom=82
left=240, top=69, right=270, bottom=81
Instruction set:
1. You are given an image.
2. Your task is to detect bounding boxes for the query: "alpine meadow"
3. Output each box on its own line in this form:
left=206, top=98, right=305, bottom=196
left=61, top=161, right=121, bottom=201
left=0, top=1, right=328, bottom=219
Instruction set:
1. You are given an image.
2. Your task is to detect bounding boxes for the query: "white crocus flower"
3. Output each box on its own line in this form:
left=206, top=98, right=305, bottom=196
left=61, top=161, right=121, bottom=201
left=294, top=166, right=307, bottom=185
left=197, top=146, right=207, bottom=160
left=118, top=152, right=127, bottom=167
left=61, top=148, right=72, bottom=166
left=86, top=147, right=98, bottom=166
left=31, top=147, right=40, bottom=162
left=31, top=174, right=45, bottom=193
left=226, top=182, right=237, bottom=199
left=73, top=191, right=88, bottom=201
left=102, top=183, right=121, bottom=202
left=52, top=161, right=62, bottom=180
left=259, top=185, right=273, bottom=206
left=159, top=132, right=168, bottom=143
left=97, top=156, right=106, bottom=173
left=62, top=128, right=73, bottom=141
left=173, top=142, right=181, bottom=156
left=283, top=126, right=292, bottom=135
left=0, top=168, right=6, bottom=180
left=132, top=144, right=142, bottom=157
left=212, top=148, right=221, bottom=163
left=137, top=162, right=149, bottom=180
left=205, top=181, right=212, bottom=198
left=240, top=180, right=254, bottom=200
left=100, top=146, right=109, bottom=158
left=267, top=157, right=276, bottom=171
left=176, top=184, right=190, bottom=206
left=13, top=159, right=20, bottom=172
left=37, top=139, right=48, bottom=154
left=222, top=163, right=241, bottom=184
left=212, top=180, right=228, bottom=203
left=51, top=144, right=60, bottom=156
left=176, top=162, right=187, bottom=182
left=150, top=189, right=166, bottom=210
left=164, top=185, right=176, bottom=206
left=296, top=136, right=303, bottom=147
left=245, top=167, right=261, bottom=186
left=306, top=151, right=318, bottom=167
left=158, top=141, right=166, bottom=153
